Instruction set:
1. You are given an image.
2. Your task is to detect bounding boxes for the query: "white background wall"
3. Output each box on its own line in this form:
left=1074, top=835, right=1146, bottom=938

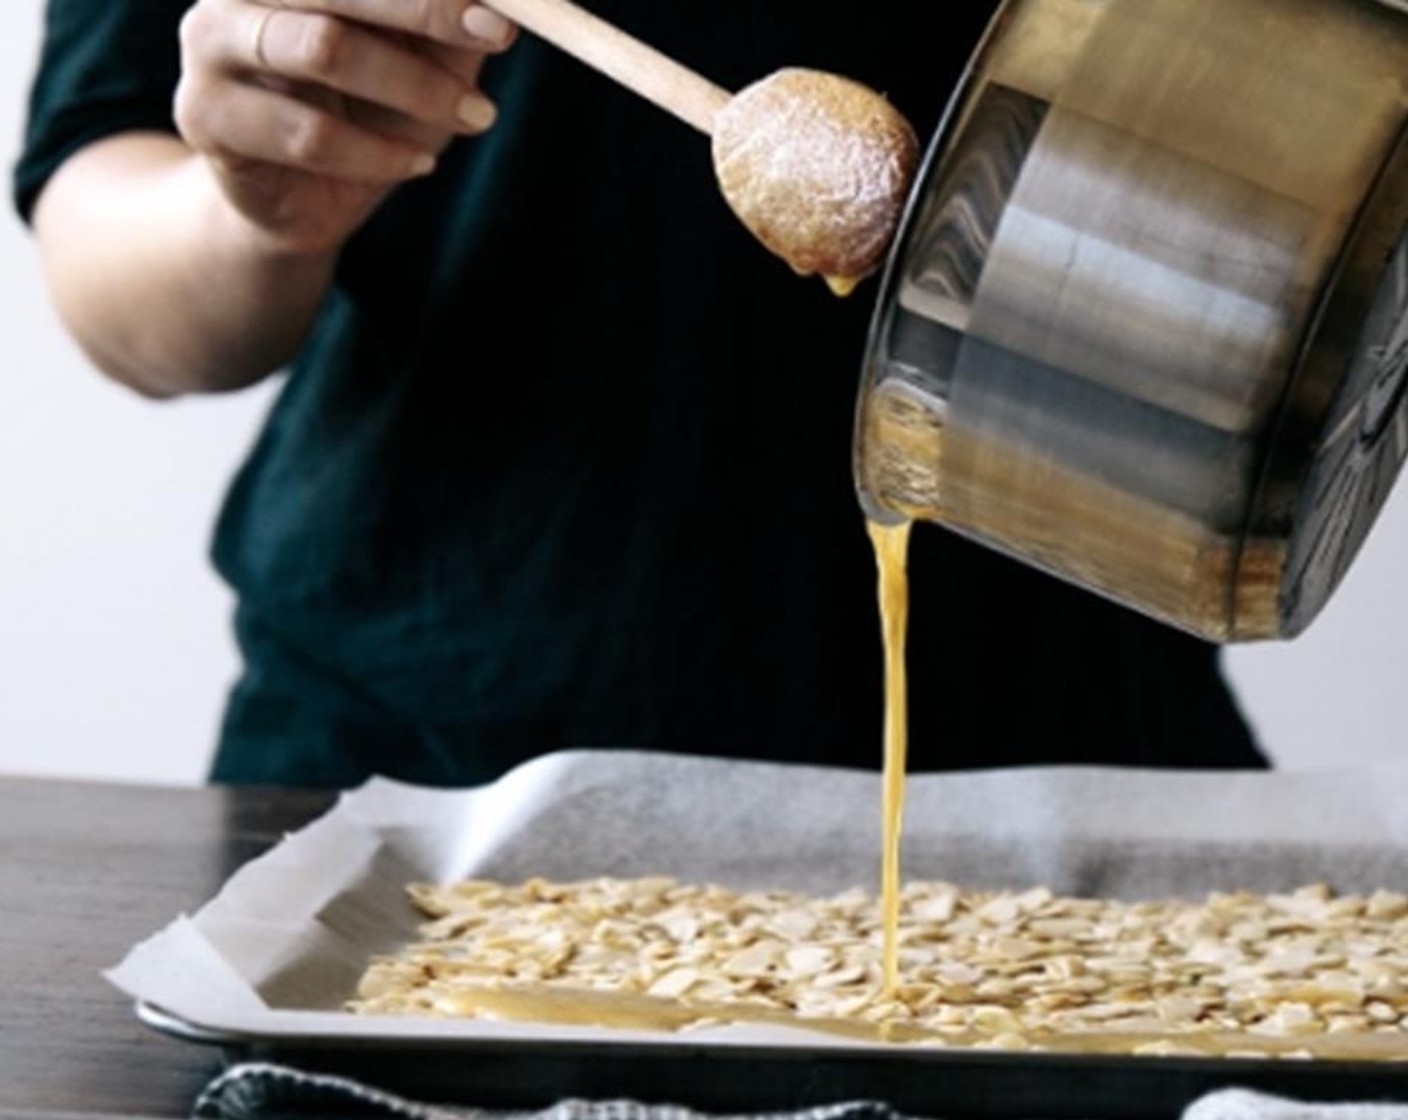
left=1, top=2, right=1405, bottom=786
left=0, top=2, right=276, bottom=785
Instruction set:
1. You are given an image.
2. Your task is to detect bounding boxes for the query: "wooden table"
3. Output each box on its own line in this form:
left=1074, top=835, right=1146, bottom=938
left=0, top=777, right=332, bottom=1119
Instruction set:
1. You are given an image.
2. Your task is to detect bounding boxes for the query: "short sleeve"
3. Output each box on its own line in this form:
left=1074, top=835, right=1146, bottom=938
left=12, top=0, right=194, bottom=224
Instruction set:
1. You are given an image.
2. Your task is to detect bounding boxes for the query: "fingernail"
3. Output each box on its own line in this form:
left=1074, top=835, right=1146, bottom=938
left=410, top=153, right=437, bottom=177
left=462, top=6, right=514, bottom=47
left=457, top=95, right=498, bottom=131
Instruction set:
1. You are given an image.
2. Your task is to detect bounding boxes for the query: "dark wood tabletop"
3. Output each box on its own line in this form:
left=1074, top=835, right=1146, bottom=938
left=0, top=776, right=333, bottom=1119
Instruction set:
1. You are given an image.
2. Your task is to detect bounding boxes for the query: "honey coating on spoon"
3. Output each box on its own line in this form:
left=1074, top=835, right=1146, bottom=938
left=712, top=69, right=920, bottom=296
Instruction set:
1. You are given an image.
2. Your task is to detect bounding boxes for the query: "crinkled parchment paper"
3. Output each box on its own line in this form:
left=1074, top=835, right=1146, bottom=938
left=107, top=749, right=1408, bottom=1047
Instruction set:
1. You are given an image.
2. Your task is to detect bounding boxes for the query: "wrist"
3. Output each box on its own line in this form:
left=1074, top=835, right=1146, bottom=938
left=156, top=153, right=338, bottom=390
left=189, top=159, right=340, bottom=278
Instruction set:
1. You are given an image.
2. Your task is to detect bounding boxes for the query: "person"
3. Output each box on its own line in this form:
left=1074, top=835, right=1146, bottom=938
left=13, top=0, right=1267, bottom=789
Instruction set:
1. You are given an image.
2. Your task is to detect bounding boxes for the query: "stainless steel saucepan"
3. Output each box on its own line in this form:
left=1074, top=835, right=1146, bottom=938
left=856, top=0, right=1408, bottom=640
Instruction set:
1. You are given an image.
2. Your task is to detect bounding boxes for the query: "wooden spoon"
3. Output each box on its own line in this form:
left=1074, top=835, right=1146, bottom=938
left=482, top=0, right=920, bottom=295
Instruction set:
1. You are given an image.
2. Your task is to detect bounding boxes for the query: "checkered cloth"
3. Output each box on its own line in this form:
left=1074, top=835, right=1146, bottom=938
left=194, top=1069, right=893, bottom=1120
left=193, top=1063, right=1408, bottom=1120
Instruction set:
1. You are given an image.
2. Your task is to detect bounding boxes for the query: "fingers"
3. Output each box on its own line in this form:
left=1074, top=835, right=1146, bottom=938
left=461, top=5, right=516, bottom=51
left=176, top=75, right=438, bottom=182
left=336, top=38, right=489, bottom=152
left=343, top=95, right=453, bottom=154
left=179, top=0, right=510, bottom=143
left=416, top=37, right=490, bottom=90
left=268, top=0, right=515, bottom=53
left=175, top=0, right=514, bottom=192
left=191, top=2, right=499, bottom=133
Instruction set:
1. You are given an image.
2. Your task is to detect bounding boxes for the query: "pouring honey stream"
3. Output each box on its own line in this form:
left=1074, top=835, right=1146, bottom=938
left=867, top=517, right=912, bottom=997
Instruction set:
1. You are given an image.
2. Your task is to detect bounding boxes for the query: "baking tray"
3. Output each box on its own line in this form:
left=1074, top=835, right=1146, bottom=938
left=136, top=998, right=1408, bottom=1118
left=110, top=751, right=1408, bottom=1117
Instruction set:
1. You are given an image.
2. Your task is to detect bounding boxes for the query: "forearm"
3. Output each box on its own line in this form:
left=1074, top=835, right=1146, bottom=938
left=33, top=133, right=336, bottom=398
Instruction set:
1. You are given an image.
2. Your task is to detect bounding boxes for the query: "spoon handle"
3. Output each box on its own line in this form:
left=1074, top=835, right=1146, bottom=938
left=483, top=0, right=732, bottom=135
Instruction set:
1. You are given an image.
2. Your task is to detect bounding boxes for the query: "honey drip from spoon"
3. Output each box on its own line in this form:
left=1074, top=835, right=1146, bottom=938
left=483, top=0, right=920, bottom=295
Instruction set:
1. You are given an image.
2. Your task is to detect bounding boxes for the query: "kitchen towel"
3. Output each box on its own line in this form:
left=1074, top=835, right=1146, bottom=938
left=192, top=1063, right=1408, bottom=1120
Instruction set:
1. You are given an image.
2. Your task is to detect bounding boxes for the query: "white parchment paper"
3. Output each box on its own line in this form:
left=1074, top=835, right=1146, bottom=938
left=107, top=749, right=1408, bottom=1047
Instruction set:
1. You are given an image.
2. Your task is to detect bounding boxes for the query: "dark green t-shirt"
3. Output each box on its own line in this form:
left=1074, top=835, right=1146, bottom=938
left=15, top=0, right=1266, bottom=788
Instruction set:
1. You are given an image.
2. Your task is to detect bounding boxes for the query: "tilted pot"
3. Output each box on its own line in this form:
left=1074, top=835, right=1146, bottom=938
left=856, top=0, right=1408, bottom=640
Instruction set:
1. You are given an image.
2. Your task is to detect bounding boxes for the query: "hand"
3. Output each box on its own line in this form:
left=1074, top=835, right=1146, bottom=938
left=174, top=0, right=517, bottom=254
